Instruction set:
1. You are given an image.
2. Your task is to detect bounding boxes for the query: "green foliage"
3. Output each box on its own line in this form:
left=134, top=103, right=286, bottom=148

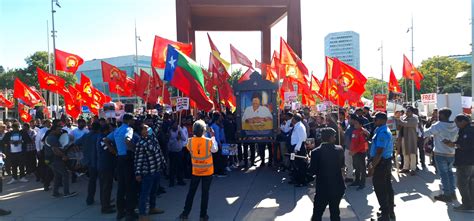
left=400, top=56, right=471, bottom=100
left=228, top=68, right=243, bottom=87
left=363, top=78, right=386, bottom=99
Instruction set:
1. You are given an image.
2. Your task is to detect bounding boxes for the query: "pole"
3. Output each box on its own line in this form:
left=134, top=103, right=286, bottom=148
left=411, top=15, right=415, bottom=105
left=134, top=20, right=140, bottom=108
left=47, top=20, right=53, bottom=108
left=51, top=0, right=59, bottom=112
left=380, top=41, right=384, bottom=94
left=471, top=0, right=474, bottom=117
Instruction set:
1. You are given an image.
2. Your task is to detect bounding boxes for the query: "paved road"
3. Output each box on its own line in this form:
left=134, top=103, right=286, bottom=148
left=0, top=160, right=472, bottom=221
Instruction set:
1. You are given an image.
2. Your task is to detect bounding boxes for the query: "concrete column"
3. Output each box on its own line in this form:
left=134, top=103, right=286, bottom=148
left=287, top=0, right=302, bottom=58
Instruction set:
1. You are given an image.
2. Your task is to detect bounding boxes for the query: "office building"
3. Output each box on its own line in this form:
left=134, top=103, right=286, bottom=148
left=324, top=31, right=360, bottom=70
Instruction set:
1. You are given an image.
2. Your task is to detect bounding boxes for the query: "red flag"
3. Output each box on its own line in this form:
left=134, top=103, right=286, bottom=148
left=279, top=38, right=308, bottom=84
left=0, top=93, right=14, bottom=108
left=151, top=67, right=164, bottom=87
left=207, top=33, right=220, bottom=54
left=136, top=69, right=151, bottom=100
left=402, top=55, right=424, bottom=90
left=101, top=61, right=127, bottom=83
left=209, top=53, right=230, bottom=81
left=255, top=60, right=262, bottom=69
left=218, top=81, right=236, bottom=109
left=230, top=44, right=253, bottom=68
left=79, top=73, right=110, bottom=114
left=134, top=72, right=140, bottom=93
left=238, top=68, right=254, bottom=83
left=310, top=75, right=322, bottom=96
left=333, top=58, right=367, bottom=96
left=64, top=85, right=83, bottom=119
left=18, top=103, right=32, bottom=123
left=55, top=49, right=84, bottom=73
left=388, top=67, right=402, bottom=93
left=13, top=78, right=42, bottom=107
left=298, top=82, right=316, bottom=106
left=37, top=67, right=66, bottom=93
left=151, top=35, right=193, bottom=69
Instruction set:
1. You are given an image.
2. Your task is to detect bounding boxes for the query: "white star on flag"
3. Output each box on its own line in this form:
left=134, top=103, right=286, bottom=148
left=168, top=56, right=176, bottom=68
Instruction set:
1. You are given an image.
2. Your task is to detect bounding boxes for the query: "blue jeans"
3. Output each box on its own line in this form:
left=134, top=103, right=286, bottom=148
left=434, top=155, right=456, bottom=195
left=138, top=172, right=160, bottom=215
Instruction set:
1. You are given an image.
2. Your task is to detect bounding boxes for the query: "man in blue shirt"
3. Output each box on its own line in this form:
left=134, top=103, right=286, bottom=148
left=104, top=114, right=137, bottom=220
left=368, top=112, right=395, bottom=221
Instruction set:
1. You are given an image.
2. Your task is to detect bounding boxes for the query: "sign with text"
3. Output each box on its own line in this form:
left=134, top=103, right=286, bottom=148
left=176, top=97, right=189, bottom=111
left=373, top=94, right=387, bottom=112
left=421, top=93, right=437, bottom=104
left=284, top=91, right=297, bottom=102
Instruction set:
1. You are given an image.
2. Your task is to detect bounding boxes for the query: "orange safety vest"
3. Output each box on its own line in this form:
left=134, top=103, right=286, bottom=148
left=187, top=137, right=214, bottom=176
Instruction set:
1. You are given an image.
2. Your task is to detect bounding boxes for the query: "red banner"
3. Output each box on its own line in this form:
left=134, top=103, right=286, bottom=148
left=373, top=94, right=387, bottom=112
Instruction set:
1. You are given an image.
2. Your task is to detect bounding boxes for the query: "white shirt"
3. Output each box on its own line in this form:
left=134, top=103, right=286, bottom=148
left=70, top=127, right=89, bottom=142
left=35, top=127, right=49, bottom=152
left=242, top=105, right=272, bottom=122
left=62, top=126, right=77, bottom=134
left=291, top=121, right=307, bottom=152
left=10, top=133, right=22, bottom=153
left=180, top=126, right=189, bottom=147
left=280, top=120, right=293, bottom=133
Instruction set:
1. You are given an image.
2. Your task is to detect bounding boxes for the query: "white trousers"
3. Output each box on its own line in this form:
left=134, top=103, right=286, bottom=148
left=403, top=153, right=417, bottom=170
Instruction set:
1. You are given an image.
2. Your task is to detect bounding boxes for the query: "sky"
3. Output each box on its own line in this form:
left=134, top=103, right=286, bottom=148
left=0, top=0, right=472, bottom=81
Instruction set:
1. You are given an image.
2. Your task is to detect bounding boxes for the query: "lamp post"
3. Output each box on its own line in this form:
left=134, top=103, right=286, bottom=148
left=378, top=41, right=384, bottom=94
left=51, top=0, right=61, bottom=109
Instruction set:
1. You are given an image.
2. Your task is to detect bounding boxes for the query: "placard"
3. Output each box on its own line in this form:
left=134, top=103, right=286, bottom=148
left=373, top=94, right=387, bottom=112
left=421, top=93, right=437, bottom=104
left=284, top=91, right=297, bottom=102
left=176, top=97, right=190, bottom=111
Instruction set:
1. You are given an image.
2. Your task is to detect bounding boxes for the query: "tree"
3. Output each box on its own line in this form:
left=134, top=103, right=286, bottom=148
left=399, top=56, right=470, bottom=101
left=0, top=65, right=4, bottom=74
left=363, top=77, right=385, bottom=99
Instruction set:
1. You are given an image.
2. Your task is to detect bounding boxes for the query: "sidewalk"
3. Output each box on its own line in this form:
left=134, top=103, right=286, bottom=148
left=0, top=162, right=472, bottom=221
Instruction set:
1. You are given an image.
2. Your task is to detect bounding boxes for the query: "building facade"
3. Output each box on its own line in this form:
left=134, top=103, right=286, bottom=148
left=324, top=31, right=360, bottom=70
left=448, top=54, right=472, bottom=63
left=76, top=55, right=163, bottom=103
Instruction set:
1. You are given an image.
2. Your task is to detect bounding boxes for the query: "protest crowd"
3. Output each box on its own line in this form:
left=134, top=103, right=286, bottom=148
left=0, top=103, right=473, bottom=221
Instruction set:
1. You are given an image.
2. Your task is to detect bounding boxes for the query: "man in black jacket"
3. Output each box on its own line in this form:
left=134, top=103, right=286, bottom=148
left=308, top=127, right=345, bottom=221
left=444, top=114, right=474, bottom=212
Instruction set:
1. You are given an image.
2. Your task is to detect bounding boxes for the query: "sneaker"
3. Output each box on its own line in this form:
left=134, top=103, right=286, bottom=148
left=453, top=204, right=474, bottom=213
left=19, top=177, right=28, bottom=183
left=63, top=192, right=78, bottom=198
left=216, top=173, right=228, bottom=178
left=149, top=208, right=165, bottom=215
left=434, top=194, right=452, bottom=202
left=225, top=167, right=232, bottom=172
left=6, top=179, right=17, bottom=185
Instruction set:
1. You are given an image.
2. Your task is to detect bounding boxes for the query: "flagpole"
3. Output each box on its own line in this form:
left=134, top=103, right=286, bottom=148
left=410, top=15, right=415, bottom=105
left=4, top=89, right=8, bottom=120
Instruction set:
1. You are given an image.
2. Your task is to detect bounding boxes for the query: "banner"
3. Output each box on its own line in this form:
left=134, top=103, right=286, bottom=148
left=176, top=97, right=189, bottom=111
left=462, top=96, right=472, bottom=114
left=421, top=93, right=437, bottom=104
left=373, top=94, right=387, bottom=112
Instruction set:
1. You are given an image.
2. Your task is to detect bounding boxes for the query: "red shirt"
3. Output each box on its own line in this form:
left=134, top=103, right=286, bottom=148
left=351, top=128, right=368, bottom=153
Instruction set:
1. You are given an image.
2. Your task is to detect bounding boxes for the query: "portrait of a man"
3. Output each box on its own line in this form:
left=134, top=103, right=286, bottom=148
left=242, top=92, right=273, bottom=131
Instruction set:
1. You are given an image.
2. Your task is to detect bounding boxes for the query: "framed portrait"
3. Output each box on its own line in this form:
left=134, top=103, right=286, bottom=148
left=234, top=71, right=278, bottom=142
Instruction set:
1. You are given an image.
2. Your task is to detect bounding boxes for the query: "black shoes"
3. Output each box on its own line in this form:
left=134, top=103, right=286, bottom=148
left=179, top=213, right=189, bottom=221
left=101, top=207, right=116, bottom=214
left=0, top=209, right=11, bottom=216
left=434, top=194, right=452, bottom=202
